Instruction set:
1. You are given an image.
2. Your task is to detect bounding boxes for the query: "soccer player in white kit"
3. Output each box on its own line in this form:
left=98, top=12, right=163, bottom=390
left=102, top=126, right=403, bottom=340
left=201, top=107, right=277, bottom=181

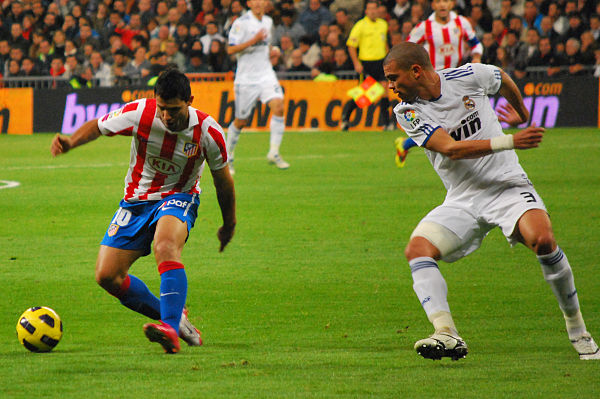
left=397, top=0, right=484, bottom=167
left=384, top=42, right=599, bottom=361
left=50, top=68, right=236, bottom=353
left=226, top=0, right=289, bottom=173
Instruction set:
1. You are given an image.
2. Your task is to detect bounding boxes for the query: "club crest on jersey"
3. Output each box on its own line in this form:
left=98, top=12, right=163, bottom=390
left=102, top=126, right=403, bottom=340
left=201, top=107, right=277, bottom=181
left=403, top=110, right=417, bottom=122
left=108, top=223, right=119, bottom=237
left=462, top=96, right=476, bottom=110
left=184, top=142, right=198, bottom=158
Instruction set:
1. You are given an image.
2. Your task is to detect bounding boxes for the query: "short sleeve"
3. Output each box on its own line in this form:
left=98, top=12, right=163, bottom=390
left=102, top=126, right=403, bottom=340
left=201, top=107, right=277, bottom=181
left=97, top=101, right=141, bottom=137
left=346, top=20, right=361, bottom=48
left=228, top=19, right=245, bottom=46
left=202, top=118, right=228, bottom=170
left=471, top=63, right=502, bottom=96
left=394, top=103, right=441, bottom=147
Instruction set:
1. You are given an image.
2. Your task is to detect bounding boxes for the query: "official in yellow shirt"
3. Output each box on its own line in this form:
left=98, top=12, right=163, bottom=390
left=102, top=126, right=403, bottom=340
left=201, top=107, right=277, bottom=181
left=343, top=0, right=392, bottom=130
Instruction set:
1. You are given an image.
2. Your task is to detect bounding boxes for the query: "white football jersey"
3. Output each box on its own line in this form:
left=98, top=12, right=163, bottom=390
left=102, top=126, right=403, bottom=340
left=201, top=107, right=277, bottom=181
left=407, top=11, right=483, bottom=70
left=228, top=10, right=277, bottom=85
left=97, top=98, right=228, bottom=203
left=394, top=63, right=529, bottom=201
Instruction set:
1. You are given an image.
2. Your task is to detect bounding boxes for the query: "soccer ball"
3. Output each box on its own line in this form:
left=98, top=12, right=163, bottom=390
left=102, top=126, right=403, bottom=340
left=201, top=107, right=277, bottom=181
left=16, top=307, right=63, bottom=352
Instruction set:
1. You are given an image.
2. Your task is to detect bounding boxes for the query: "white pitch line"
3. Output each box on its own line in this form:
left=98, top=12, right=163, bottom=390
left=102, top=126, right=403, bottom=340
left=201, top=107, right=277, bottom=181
left=0, top=180, right=20, bottom=190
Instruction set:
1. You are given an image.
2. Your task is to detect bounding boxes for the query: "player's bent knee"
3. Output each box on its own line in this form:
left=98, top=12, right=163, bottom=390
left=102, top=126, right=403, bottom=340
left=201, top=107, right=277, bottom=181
left=153, top=239, right=181, bottom=262
left=535, top=232, right=556, bottom=255
left=408, top=222, right=461, bottom=260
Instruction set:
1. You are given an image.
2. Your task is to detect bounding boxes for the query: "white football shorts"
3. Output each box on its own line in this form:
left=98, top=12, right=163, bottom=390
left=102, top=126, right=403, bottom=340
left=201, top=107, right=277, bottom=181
left=233, top=77, right=284, bottom=119
left=412, top=183, right=547, bottom=263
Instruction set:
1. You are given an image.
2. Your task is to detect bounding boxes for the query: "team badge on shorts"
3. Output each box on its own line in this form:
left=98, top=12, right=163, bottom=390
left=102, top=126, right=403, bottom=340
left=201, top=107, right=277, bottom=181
left=107, top=223, right=119, bottom=237
left=184, top=142, right=198, bottom=158
left=463, top=96, right=475, bottom=110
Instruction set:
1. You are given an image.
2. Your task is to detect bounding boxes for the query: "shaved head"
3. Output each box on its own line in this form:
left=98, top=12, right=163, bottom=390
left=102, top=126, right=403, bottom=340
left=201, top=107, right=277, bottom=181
left=384, top=42, right=433, bottom=71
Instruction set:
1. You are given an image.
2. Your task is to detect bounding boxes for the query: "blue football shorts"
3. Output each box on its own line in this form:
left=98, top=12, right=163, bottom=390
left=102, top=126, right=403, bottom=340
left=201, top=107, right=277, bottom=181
left=100, top=193, right=200, bottom=256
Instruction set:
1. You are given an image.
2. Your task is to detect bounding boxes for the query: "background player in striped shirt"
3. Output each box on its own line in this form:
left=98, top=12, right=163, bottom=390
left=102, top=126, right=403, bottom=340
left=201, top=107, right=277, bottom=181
left=384, top=42, right=598, bottom=361
left=50, top=68, right=236, bottom=353
left=396, top=0, right=484, bottom=167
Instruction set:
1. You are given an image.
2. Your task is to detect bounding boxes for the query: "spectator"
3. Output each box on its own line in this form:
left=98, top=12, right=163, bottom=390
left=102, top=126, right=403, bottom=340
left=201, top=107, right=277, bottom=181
left=64, top=54, right=85, bottom=79
left=76, top=24, right=101, bottom=50
left=36, top=39, right=54, bottom=74
left=409, top=2, right=426, bottom=26
left=87, top=50, right=114, bottom=87
left=155, top=1, right=170, bottom=26
left=52, top=30, right=67, bottom=60
left=186, top=49, right=211, bottom=72
left=9, top=22, right=29, bottom=53
left=223, top=0, right=245, bottom=35
left=522, top=0, right=542, bottom=31
left=177, top=0, right=196, bottom=25
left=564, top=37, right=586, bottom=76
left=469, top=0, right=493, bottom=32
left=21, top=57, right=41, bottom=76
left=274, top=8, right=306, bottom=46
left=122, top=46, right=151, bottom=81
left=593, top=48, right=600, bottom=77
left=61, top=14, right=79, bottom=41
left=333, top=8, right=354, bottom=38
left=298, top=0, right=333, bottom=41
left=0, top=39, right=9, bottom=75
left=317, top=23, right=329, bottom=46
left=49, top=56, right=66, bottom=77
left=207, top=39, right=231, bottom=72
left=91, top=3, right=110, bottom=33
left=148, top=38, right=162, bottom=59
left=539, top=16, right=562, bottom=48
left=330, top=1, right=363, bottom=24
left=298, top=34, right=321, bottom=68
left=494, top=45, right=514, bottom=73
left=498, top=0, right=518, bottom=26
left=514, top=28, right=540, bottom=79
left=563, top=12, right=586, bottom=42
left=509, top=14, right=527, bottom=41
left=6, top=59, right=22, bottom=78
left=31, top=0, right=47, bottom=27
left=200, top=21, right=225, bottom=55
left=270, top=46, right=287, bottom=72
left=481, top=32, right=499, bottom=65
left=137, top=0, right=155, bottom=26
left=165, top=8, right=182, bottom=37
left=332, top=46, right=352, bottom=71
left=528, top=36, right=566, bottom=77
left=279, top=34, right=295, bottom=67
left=467, top=5, right=486, bottom=39
left=546, top=2, right=569, bottom=37
left=42, top=12, right=60, bottom=37
left=392, top=0, right=411, bottom=22
left=312, top=43, right=335, bottom=76
left=115, top=13, right=144, bottom=50
left=6, top=0, right=26, bottom=26
left=63, top=39, right=78, bottom=58
left=579, top=31, right=598, bottom=65
left=165, top=39, right=187, bottom=71
left=195, top=0, right=219, bottom=26
left=504, top=29, right=526, bottom=66
left=589, top=14, right=600, bottom=41
left=111, top=48, right=131, bottom=85
left=175, top=23, right=194, bottom=56
left=491, top=18, right=509, bottom=47
left=146, top=51, right=169, bottom=82
left=288, top=48, right=311, bottom=72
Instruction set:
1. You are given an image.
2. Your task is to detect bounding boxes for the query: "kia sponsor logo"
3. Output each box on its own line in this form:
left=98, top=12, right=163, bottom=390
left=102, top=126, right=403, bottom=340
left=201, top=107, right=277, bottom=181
left=148, top=156, right=181, bottom=175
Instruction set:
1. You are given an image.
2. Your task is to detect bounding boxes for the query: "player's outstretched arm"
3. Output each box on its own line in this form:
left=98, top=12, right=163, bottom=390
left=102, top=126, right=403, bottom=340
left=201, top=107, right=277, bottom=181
left=50, top=119, right=102, bottom=157
left=211, top=165, right=236, bottom=252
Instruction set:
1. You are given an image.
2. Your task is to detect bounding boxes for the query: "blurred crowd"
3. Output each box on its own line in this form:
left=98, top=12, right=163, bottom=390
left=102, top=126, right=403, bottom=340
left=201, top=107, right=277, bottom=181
left=0, top=0, right=599, bottom=87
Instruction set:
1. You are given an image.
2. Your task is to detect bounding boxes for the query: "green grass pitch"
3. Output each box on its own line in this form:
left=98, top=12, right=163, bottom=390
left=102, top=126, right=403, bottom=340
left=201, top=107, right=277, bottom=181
left=0, top=128, right=598, bottom=398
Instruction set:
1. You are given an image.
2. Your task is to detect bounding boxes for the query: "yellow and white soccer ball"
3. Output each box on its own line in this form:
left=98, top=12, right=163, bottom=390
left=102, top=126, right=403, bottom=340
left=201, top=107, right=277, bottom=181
left=16, top=307, right=63, bottom=352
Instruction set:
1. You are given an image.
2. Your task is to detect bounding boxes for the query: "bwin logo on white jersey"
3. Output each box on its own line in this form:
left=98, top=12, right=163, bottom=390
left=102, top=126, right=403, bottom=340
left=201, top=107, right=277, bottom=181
left=449, top=111, right=481, bottom=141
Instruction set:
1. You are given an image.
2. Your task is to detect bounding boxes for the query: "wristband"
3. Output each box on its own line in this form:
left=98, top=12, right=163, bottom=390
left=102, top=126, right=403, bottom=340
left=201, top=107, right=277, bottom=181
left=490, top=135, right=514, bottom=152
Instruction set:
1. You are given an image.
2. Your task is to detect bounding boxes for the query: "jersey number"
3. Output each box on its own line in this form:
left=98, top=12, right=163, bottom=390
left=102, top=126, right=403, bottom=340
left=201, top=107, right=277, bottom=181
left=111, top=208, right=132, bottom=226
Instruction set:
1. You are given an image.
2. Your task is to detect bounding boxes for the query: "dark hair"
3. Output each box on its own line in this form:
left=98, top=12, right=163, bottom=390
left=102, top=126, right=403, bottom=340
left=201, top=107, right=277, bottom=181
left=154, top=67, right=191, bottom=101
left=384, top=42, right=432, bottom=71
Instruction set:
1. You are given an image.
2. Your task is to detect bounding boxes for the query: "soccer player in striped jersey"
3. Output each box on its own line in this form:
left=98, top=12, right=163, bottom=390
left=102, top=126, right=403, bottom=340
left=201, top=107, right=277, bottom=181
left=396, top=0, right=484, bottom=167
left=50, top=68, right=236, bottom=353
left=384, top=42, right=599, bottom=361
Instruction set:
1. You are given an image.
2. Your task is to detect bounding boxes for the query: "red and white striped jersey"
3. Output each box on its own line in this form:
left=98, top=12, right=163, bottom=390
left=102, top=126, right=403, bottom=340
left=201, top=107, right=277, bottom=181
left=97, top=98, right=228, bottom=203
left=407, top=11, right=483, bottom=71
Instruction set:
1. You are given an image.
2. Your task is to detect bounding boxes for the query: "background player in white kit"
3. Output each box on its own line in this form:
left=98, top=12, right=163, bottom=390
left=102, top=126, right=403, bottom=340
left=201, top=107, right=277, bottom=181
left=226, top=0, right=289, bottom=174
left=50, top=68, right=236, bottom=354
left=384, top=42, right=599, bottom=361
left=396, top=0, right=483, bottom=167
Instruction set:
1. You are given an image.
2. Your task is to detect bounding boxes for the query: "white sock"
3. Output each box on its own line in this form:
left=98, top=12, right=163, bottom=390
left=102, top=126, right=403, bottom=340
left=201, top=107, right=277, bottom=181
left=410, top=257, right=456, bottom=333
left=269, top=115, right=285, bottom=155
left=226, top=122, right=241, bottom=161
left=538, top=247, right=586, bottom=339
